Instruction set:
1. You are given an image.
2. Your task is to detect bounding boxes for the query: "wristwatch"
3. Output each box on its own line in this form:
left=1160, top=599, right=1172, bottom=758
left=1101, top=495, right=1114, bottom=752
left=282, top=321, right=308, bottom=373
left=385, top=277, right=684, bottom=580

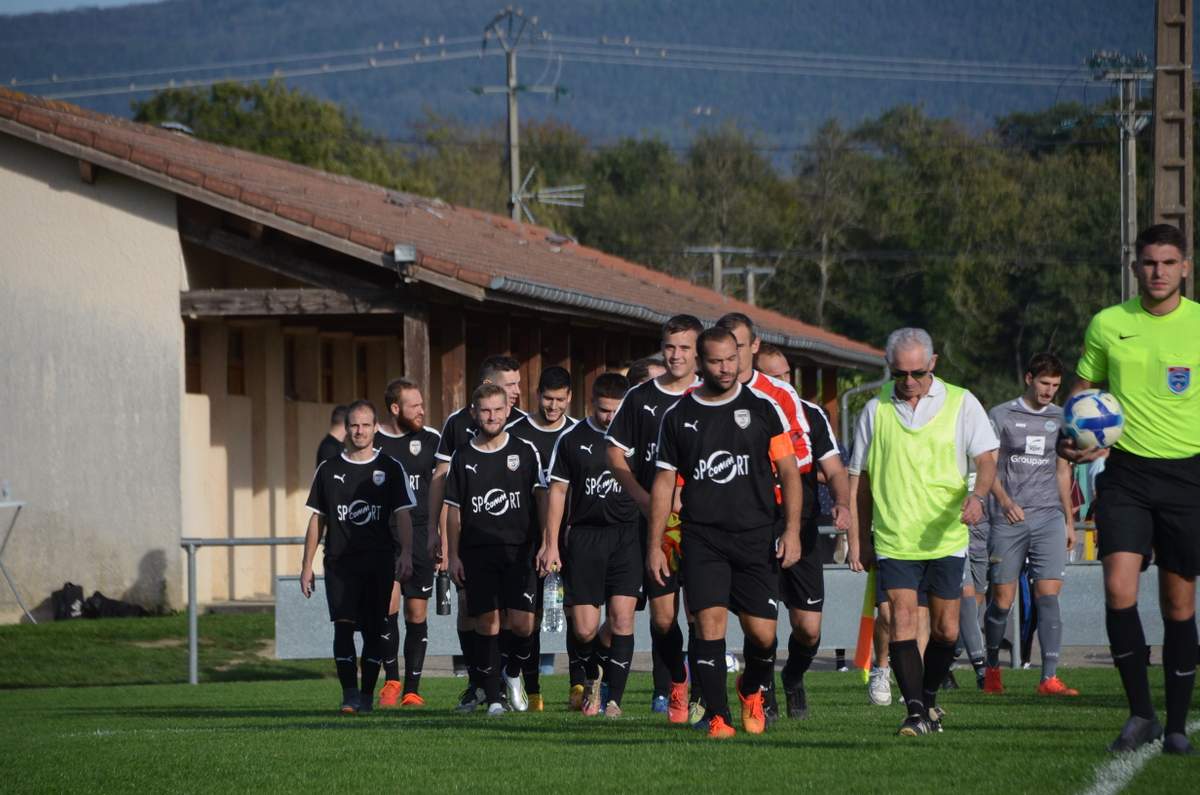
left=969, top=493, right=986, bottom=507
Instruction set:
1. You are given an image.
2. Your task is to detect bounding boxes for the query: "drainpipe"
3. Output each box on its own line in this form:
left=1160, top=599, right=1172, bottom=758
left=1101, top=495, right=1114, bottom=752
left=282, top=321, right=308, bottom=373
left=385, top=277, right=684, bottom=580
left=839, top=367, right=891, bottom=451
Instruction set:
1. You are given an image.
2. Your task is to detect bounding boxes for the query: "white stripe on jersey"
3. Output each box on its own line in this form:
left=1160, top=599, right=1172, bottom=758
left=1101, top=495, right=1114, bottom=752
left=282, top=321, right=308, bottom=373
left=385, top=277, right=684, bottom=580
left=799, top=397, right=841, bottom=459
left=511, top=435, right=549, bottom=489
left=382, top=453, right=418, bottom=511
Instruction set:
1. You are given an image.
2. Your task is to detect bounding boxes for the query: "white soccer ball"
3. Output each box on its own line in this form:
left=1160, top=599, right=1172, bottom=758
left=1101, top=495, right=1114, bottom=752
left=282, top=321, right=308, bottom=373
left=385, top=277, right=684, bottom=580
left=1064, top=389, right=1124, bottom=450
left=725, top=651, right=740, bottom=673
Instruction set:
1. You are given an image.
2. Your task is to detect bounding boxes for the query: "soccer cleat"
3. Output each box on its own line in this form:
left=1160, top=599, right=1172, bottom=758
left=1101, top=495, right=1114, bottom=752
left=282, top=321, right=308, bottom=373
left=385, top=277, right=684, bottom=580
left=378, top=680, right=402, bottom=708
left=868, top=667, right=892, bottom=706
left=983, top=666, right=1004, bottom=694
left=528, top=694, right=544, bottom=712
left=1036, top=676, right=1079, bottom=697
left=708, top=714, right=736, bottom=739
left=897, top=715, right=934, bottom=736
left=762, top=682, right=779, bottom=728
left=604, top=700, right=623, bottom=719
left=688, top=701, right=707, bottom=729
left=784, top=681, right=809, bottom=720
left=737, top=677, right=767, bottom=735
left=503, top=672, right=529, bottom=712
left=569, top=684, right=586, bottom=711
left=650, top=693, right=668, bottom=714
left=599, top=682, right=610, bottom=707
left=667, top=682, right=690, bottom=724
left=927, top=706, right=945, bottom=733
left=357, top=697, right=374, bottom=714
left=941, top=670, right=960, bottom=691
left=1163, top=733, right=1196, bottom=755
left=582, top=675, right=604, bottom=717
left=455, top=685, right=481, bottom=713
left=486, top=702, right=506, bottom=717
left=1108, top=715, right=1163, bottom=753
left=400, top=692, right=425, bottom=708
left=340, top=688, right=361, bottom=715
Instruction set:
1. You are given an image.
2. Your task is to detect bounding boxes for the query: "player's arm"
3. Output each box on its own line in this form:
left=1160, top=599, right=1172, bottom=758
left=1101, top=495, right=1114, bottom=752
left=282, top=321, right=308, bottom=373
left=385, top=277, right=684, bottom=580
left=987, top=449, right=1024, bottom=524
left=1059, top=315, right=1109, bottom=462
left=300, top=513, right=325, bottom=598
left=445, top=504, right=465, bottom=586
left=775, top=450, right=803, bottom=569
left=848, top=471, right=873, bottom=572
left=818, top=453, right=851, bottom=532
left=539, top=480, right=568, bottom=575
left=963, top=450, right=996, bottom=526
left=1056, top=455, right=1077, bottom=551
left=427, top=460, right=450, bottom=569
left=646, top=468, right=677, bottom=586
left=608, top=444, right=651, bottom=518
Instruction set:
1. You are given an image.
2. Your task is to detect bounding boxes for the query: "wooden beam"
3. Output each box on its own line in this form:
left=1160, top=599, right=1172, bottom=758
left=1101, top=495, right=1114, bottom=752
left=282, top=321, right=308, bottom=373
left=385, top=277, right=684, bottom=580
left=1153, top=0, right=1194, bottom=297
left=800, top=366, right=820, bottom=401
left=403, top=312, right=431, bottom=394
left=77, top=159, right=97, bottom=184
left=517, top=321, right=542, bottom=414
left=180, top=288, right=415, bottom=316
left=440, top=313, right=467, bottom=420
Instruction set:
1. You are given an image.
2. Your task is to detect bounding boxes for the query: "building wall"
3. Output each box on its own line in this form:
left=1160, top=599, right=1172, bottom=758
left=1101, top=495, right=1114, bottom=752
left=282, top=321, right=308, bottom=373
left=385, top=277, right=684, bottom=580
left=0, top=136, right=184, bottom=622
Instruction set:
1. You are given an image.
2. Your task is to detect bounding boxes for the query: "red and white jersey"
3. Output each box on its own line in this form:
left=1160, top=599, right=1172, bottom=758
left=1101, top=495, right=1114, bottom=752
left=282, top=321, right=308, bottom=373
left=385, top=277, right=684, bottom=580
left=747, top=370, right=814, bottom=472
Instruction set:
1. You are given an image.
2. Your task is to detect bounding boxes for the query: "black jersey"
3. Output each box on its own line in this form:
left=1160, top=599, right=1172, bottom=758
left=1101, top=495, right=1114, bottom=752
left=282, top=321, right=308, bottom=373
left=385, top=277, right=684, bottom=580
left=605, top=377, right=697, bottom=491
left=315, top=434, right=343, bottom=468
left=306, top=451, right=417, bottom=558
left=444, top=432, right=546, bottom=548
left=656, top=383, right=790, bottom=531
left=798, top=400, right=839, bottom=522
left=548, top=417, right=639, bottom=528
left=436, top=405, right=528, bottom=463
left=375, top=426, right=441, bottom=528
left=508, top=413, right=577, bottom=481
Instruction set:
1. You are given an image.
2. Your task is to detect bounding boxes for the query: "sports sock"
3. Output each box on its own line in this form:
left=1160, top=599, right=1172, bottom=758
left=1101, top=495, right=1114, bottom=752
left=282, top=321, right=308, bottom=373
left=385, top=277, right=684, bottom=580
left=650, top=628, right=673, bottom=697
left=692, top=637, right=730, bottom=723
left=476, top=631, right=502, bottom=704
left=1162, top=616, right=1198, bottom=735
left=1106, top=604, right=1155, bottom=720
left=984, top=600, right=1009, bottom=668
left=566, top=614, right=587, bottom=687
left=606, top=633, right=635, bottom=705
left=575, top=636, right=599, bottom=681
left=506, top=631, right=534, bottom=679
left=921, top=638, right=957, bottom=712
left=661, top=621, right=687, bottom=683
left=1035, top=594, right=1063, bottom=680
left=741, top=638, right=778, bottom=696
left=333, top=622, right=358, bottom=691
left=499, top=628, right=515, bottom=669
left=959, top=597, right=985, bottom=675
left=458, top=629, right=477, bottom=686
left=403, top=620, right=428, bottom=694
left=781, top=634, right=818, bottom=689
left=382, top=613, right=401, bottom=681
left=687, top=621, right=705, bottom=703
left=522, top=630, right=542, bottom=694
left=360, top=633, right=383, bottom=701
left=888, top=638, right=924, bottom=719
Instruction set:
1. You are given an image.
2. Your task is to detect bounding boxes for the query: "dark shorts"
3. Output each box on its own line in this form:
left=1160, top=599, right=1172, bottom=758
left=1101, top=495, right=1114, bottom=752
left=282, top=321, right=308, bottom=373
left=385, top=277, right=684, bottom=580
left=398, top=524, right=436, bottom=599
left=779, top=523, right=824, bottom=612
left=324, top=553, right=393, bottom=633
left=565, top=523, right=643, bottom=607
left=1095, top=449, right=1200, bottom=577
left=460, top=543, right=538, bottom=617
left=638, top=517, right=680, bottom=608
left=877, top=555, right=965, bottom=601
left=681, top=523, right=780, bottom=620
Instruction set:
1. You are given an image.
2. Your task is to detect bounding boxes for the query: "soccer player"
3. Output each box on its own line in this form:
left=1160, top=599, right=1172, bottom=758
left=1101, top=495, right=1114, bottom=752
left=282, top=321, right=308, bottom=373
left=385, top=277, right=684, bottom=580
left=981, top=353, right=1078, bottom=697
left=647, top=326, right=803, bottom=739
left=627, top=356, right=667, bottom=386
left=507, top=365, right=577, bottom=708
left=847, top=327, right=998, bottom=736
left=716, top=312, right=848, bottom=722
left=753, top=343, right=792, bottom=381
left=538, top=372, right=640, bottom=718
left=315, top=404, right=348, bottom=466
left=373, top=378, right=441, bottom=708
left=299, top=400, right=417, bottom=714
left=606, top=314, right=703, bottom=721
left=1060, top=224, right=1199, bottom=755
left=444, top=384, right=546, bottom=716
left=428, top=355, right=524, bottom=711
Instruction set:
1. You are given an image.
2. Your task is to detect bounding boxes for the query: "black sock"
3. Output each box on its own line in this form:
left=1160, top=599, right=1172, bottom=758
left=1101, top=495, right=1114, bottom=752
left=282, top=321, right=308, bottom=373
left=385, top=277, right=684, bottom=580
left=577, top=636, right=600, bottom=681
left=606, top=634, right=635, bottom=706
left=921, top=638, right=957, bottom=712
left=655, top=622, right=686, bottom=683
left=499, top=628, right=515, bottom=670
left=889, top=638, right=924, bottom=719
left=507, top=631, right=535, bottom=679
left=522, top=630, right=542, bottom=694
left=692, top=637, right=729, bottom=722
left=651, top=627, right=673, bottom=697
left=566, top=615, right=587, bottom=687
left=476, top=631, right=501, bottom=704
left=382, top=613, right=401, bottom=681
left=687, top=621, right=705, bottom=703
left=1163, top=616, right=1198, bottom=735
left=458, top=629, right=476, bottom=687
left=360, top=633, right=383, bottom=701
left=741, top=638, right=778, bottom=696
left=333, top=622, right=358, bottom=692
left=782, top=634, right=819, bottom=689
left=403, top=620, right=428, bottom=694
left=1107, top=605, right=1155, bottom=720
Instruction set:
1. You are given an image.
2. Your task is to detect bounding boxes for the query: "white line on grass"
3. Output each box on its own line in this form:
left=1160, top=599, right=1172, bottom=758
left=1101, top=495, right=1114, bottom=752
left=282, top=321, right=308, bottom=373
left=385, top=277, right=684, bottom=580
left=1080, top=718, right=1200, bottom=795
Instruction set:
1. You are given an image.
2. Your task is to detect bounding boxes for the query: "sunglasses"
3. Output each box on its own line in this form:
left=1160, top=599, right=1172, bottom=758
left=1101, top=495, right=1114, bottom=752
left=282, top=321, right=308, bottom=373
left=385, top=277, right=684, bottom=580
left=892, top=369, right=930, bottom=380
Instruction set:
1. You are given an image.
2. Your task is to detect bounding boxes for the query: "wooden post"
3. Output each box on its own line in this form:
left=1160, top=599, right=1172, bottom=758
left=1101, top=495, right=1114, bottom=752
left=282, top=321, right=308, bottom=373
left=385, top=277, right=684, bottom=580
left=584, top=332, right=607, bottom=411
left=800, top=366, right=820, bottom=401
left=403, top=312, right=431, bottom=394
left=198, top=321, right=230, bottom=601
left=290, top=330, right=320, bottom=403
left=514, top=321, right=542, bottom=414
left=328, top=334, right=355, bottom=404
left=821, top=366, right=840, bottom=431
left=1153, top=0, right=1194, bottom=297
left=245, top=323, right=286, bottom=595
left=440, top=314, right=467, bottom=420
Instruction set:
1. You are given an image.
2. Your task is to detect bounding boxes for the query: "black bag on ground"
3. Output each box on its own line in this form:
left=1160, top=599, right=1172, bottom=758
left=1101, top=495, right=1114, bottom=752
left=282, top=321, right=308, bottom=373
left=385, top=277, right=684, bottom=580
left=82, top=591, right=148, bottom=618
left=51, top=582, right=85, bottom=620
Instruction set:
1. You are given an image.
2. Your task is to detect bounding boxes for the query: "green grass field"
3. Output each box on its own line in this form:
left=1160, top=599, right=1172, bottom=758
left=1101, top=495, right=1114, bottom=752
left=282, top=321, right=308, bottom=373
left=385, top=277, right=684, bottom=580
left=0, top=616, right=1195, bottom=793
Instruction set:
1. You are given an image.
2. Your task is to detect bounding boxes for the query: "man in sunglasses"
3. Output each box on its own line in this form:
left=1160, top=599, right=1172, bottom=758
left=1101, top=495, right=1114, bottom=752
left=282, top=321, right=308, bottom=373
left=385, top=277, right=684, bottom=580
left=847, top=328, right=998, bottom=736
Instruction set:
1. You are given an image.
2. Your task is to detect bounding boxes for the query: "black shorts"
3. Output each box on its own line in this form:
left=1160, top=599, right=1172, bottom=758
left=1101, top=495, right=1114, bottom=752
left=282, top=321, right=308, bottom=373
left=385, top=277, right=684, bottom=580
left=1095, top=449, right=1200, bottom=577
left=681, top=523, right=780, bottom=620
left=324, top=553, right=393, bottom=633
left=875, top=572, right=929, bottom=607
left=398, top=524, right=436, bottom=599
left=877, top=555, right=965, bottom=601
left=638, top=517, right=680, bottom=608
left=460, top=543, right=538, bottom=617
left=565, top=523, right=643, bottom=607
left=779, top=523, right=824, bottom=612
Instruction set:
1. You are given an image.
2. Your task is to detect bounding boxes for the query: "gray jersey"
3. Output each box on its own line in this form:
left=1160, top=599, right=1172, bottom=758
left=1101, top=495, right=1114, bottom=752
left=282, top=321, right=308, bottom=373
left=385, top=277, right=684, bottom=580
left=988, top=398, right=1064, bottom=516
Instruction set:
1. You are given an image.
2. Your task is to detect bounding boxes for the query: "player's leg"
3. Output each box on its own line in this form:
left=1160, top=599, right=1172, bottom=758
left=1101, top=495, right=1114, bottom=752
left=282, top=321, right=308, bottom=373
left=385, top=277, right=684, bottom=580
left=680, top=528, right=735, bottom=737
left=881, top=557, right=932, bottom=735
left=1159, top=569, right=1198, bottom=754
left=728, top=524, right=781, bottom=736
left=648, top=590, right=686, bottom=720
left=460, top=548, right=503, bottom=714
left=983, top=520, right=1029, bottom=693
left=921, top=558, right=963, bottom=728
left=869, top=579, right=893, bottom=706
left=519, top=580, right=544, bottom=701
left=1022, top=511, right=1074, bottom=696
left=378, top=581, right=403, bottom=707
left=322, top=557, right=363, bottom=712
left=597, top=524, right=642, bottom=717
left=356, top=557, right=394, bottom=712
left=780, top=539, right=823, bottom=720
left=455, top=589, right=480, bottom=706
left=474, top=608, right=504, bottom=714
left=957, top=580, right=986, bottom=688
left=499, top=546, right=538, bottom=712
left=401, top=594, right=429, bottom=704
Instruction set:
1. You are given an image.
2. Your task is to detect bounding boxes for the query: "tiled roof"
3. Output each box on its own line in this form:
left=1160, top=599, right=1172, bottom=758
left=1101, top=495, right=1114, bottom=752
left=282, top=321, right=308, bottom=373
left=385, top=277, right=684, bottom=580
left=0, top=88, right=883, bottom=368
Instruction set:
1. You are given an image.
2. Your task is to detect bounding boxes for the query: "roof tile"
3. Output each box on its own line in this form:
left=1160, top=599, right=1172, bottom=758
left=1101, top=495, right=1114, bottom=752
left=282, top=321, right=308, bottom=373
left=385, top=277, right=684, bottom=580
left=312, top=215, right=351, bottom=239
left=167, top=162, right=204, bottom=186
left=275, top=203, right=314, bottom=226
left=16, top=107, right=54, bottom=133
left=129, top=148, right=168, bottom=173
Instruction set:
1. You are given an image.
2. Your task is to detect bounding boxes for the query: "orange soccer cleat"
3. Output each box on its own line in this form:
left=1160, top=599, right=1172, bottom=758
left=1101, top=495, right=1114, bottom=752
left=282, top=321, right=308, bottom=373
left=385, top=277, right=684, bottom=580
left=1037, top=676, right=1079, bottom=697
left=668, top=682, right=689, bottom=724
left=737, top=677, right=766, bottom=735
left=399, top=691, right=426, bottom=707
left=707, top=715, right=736, bottom=739
left=378, top=680, right=403, bottom=708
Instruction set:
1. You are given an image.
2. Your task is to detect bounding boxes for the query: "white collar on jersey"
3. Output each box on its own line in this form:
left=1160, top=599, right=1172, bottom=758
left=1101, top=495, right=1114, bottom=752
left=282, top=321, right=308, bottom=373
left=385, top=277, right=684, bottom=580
left=690, top=381, right=742, bottom=406
left=340, top=450, right=381, bottom=465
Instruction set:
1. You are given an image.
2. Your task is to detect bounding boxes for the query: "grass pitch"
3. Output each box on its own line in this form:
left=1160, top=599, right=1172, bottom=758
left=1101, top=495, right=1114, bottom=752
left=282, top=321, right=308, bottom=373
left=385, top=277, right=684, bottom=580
left=0, top=617, right=1195, bottom=793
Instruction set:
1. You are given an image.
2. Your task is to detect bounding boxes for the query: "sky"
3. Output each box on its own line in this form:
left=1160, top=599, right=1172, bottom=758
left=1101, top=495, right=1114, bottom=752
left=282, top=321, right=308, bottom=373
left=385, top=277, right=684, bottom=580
left=0, top=0, right=143, bottom=13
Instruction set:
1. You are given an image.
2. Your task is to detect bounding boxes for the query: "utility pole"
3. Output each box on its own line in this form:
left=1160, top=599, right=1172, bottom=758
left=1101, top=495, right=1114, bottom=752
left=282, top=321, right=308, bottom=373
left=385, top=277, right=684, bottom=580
left=1091, top=51, right=1153, bottom=301
left=1152, top=0, right=1194, bottom=298
left=724, top=265, right=777, bottom=306
left=684, top=245, right=756, bottom=295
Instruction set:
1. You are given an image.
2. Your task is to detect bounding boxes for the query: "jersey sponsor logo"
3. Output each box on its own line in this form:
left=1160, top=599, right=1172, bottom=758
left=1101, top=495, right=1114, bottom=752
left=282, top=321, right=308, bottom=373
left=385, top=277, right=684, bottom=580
left=465, top=463, right=479, bottom=474
left=683, top=420, right=700, bottom=432
left=338, top=500, right=383, bottom=525
left=372, top=470, right=386, bottom=486
left=472, top=488, right=521, bottom=516
left=1023, top=435, right=1045, bottom=456
left=507, top=454, right=520, bottom=471
left=1015, top=422, right=1027, bottom=428
left=642, top=403, right=658, bottom=417
left=465, top=427, right=478, bottom=438
left=1118, top=333, right=1139, bottom=340
left=579, top=443, right=593, bottom=454
left=644, top=441, right=658, bottom=463
left=333, top=473, right=347, bottom=483
left=408, top=474, right=421, bottom=493
left=409, top=439, right=422, bottom=456
left=1009, top=453, right=1052, bottom=466
left=584, top=469, right=621, bottom=499
left=693, top=450, right=750, bottom=484
left=1167, top=366, right=1191, bottom=394
left=734, top=409, right=751, bottom=429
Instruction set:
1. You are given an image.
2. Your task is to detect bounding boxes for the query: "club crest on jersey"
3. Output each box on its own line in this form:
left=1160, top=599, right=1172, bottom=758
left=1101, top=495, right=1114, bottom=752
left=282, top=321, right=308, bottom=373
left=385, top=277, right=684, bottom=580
left=409, top=439, right=422, bottom=456
left=1043, top=420, right=1058, bottom=432
left=1167, top=366, right=1191, bottom=394
left=372, top=470, right=386, bottom=486
left=734, top=409, right=751, bottom=429
left=507, top=454, right=520, bottom=471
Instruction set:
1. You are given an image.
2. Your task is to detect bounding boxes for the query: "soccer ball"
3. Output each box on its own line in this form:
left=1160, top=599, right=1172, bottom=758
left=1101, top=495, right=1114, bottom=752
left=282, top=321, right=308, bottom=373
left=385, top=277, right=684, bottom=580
left=725, top=651, right=740, bottom=673
left=1064, top=389, right=1124, bottom=450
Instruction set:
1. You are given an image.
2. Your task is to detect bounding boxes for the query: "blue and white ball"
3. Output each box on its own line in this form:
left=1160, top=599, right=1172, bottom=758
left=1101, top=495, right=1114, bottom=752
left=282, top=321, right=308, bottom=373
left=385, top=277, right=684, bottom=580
left=1064, top=389, right=1124, bottom=450
left=725, top=651, right=741, bottom=673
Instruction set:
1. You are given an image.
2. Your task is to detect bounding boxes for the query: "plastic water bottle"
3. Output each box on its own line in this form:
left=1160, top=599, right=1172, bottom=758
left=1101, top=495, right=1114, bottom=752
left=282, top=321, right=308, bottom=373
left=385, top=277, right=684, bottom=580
left=435, top=571, right=452, bottom=616
left=542, top=571, right=565, bottom=632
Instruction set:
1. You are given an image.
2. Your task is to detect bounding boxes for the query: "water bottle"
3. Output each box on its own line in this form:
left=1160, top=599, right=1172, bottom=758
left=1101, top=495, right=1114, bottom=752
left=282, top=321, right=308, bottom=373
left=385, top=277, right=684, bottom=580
left=436, top=570, right=452, bottom=616
left=542, top=571, right=565, bottom=632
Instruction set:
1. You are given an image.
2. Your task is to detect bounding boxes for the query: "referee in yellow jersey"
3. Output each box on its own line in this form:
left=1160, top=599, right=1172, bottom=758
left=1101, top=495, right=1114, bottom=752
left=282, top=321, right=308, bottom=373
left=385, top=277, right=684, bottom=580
left=1062, top=224, right=1200, bottom=755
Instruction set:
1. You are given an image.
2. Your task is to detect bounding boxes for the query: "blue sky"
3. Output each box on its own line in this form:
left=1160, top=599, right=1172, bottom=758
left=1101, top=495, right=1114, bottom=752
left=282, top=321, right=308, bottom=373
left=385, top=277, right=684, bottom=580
left=0, top=0, right=144, bottom=13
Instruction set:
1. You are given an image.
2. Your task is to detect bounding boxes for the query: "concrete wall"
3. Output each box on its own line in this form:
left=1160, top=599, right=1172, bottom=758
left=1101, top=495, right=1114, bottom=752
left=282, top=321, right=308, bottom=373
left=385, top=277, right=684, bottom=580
left=0, top=136, right=184, bottom=622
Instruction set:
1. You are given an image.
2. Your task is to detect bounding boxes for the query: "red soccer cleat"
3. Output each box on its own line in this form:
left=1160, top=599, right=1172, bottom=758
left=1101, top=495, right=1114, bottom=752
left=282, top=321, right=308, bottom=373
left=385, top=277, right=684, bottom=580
left=1037, top=676, right=1079, bottom=697
left=983, top=666, right=1004, bottom=694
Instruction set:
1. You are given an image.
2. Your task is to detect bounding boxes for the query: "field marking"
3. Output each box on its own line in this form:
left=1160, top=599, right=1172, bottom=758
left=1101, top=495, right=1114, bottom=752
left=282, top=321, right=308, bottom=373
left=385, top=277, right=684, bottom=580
left=1080, top=718, right=1200, bottom=795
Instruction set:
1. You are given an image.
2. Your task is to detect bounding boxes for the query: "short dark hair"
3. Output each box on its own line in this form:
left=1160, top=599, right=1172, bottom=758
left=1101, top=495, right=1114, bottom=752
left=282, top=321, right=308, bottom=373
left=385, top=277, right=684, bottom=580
left=472, top=383, right=507, bottom=406
left=538, top=366, right=572, bottom=393
left=662, top=314, right=703, bottom=339
left=697, top=326, right=737, bottom=357
left=344, top=399, right=376, bottom=427
left=592, top=372, right=629, bottom=401
left=626, top=355, right=664, bottom=385
left=755, top=342, right=786, bottom=362
left=384, top=377, right=418, bottom=410
left=479, top=355, right=520, bottom=385
left=716, top=312, right=756, bottom=340
left=1025, top=352, right=1064, bottom=379
left=1135, top=224, right=1187, bottom=258
left=330, top=404, right=349, bottom=425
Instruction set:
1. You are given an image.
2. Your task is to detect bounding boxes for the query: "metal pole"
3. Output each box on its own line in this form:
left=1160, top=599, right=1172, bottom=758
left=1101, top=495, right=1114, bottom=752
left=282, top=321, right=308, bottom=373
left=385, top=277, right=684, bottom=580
left=187, top=543, right=198, bottom=685
left=1121, top=78, right=1139, bottom=302
left=507, top=49, right=521, bottom=222
left=712, top=249, right=723, bottom=295
left=746, top=269, right=757, bottom=306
